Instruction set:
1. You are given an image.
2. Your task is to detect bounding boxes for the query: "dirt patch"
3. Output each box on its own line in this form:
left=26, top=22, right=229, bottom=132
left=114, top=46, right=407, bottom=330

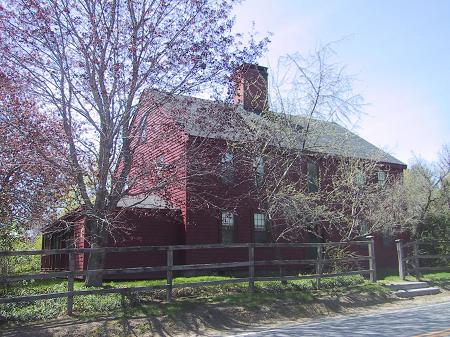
left=2, top=288, right=450, bottom=337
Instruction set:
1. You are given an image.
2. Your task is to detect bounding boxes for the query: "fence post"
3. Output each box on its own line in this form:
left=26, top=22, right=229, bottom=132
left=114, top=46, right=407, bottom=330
left=366, top=236, right=377, bottom=282
left=67, top=252, right=75, bottom=316
left=166, top=247, right=173, bottom=302
left=315, top=244, right=323, bottom=289
left=413, top=241, right=421, bottom=281
left=395, top=239, right=405, bottom=280
left=275, top=246, right=287, bottom=285
left=248, top=243, right=255, bottom=292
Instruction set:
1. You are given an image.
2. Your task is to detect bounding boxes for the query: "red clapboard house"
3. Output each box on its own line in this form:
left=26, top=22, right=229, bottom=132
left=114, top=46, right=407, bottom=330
left=42, top=64, right=407, bottom=276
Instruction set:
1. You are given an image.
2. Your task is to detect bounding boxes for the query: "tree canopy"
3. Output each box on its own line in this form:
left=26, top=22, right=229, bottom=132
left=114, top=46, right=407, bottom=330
left=0, top=73, right=70, bottom=246
left=0, top=0, right=269, bottom=284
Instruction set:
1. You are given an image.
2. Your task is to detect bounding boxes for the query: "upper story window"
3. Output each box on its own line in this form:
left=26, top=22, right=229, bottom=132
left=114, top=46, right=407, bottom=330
left=254, top=212, right=267, bottom=243
left=220, top=151, right=234, bottom=184
left=156, top=154, right=166, bottom=177
left=355, top=170, right=366, bottom=187
left=377, top=171, right=386, bottom=187
left=254, top=156, right=265, bottom=185
left=359, top=220, right=369, bottom=235
left=382, top=228, right=393, bottom=247
left=221, top=211, right=234, bottom=244
left=140, top=121, right=147, bottom=142
left=157, top=154, right=166, bottom=166
left=307, top=161, right=319, bottom=192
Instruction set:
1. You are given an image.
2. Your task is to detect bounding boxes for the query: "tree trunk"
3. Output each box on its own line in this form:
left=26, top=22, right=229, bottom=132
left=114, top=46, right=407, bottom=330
left=85, top=249, right=105, bottom=287
left=85, top=217, right=106, bottom=287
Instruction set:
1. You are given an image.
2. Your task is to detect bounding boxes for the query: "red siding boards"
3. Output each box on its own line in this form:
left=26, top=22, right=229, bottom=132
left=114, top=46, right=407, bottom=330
left=41, top=90, right=407, bottom=278
left=101, top=209, right=184, bottom=279
left=132, top=92, right=188, bottom=226
left=43, top=209, right=184, bottom=279
left=182, top=135, right=406, bottom=269
left=41, top=213, right=84, bottom=272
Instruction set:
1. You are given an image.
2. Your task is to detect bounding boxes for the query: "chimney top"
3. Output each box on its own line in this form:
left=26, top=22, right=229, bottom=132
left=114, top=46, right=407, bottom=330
left=233, top=63, right=269, bottom=114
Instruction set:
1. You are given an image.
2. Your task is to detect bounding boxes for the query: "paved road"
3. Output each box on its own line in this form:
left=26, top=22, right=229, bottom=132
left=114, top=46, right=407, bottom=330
left=228, top=301, right=450, bottom=337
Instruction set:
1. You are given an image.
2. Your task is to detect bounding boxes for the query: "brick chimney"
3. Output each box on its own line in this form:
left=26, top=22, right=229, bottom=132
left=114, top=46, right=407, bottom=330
left=233, top=64, right=268, bottom=113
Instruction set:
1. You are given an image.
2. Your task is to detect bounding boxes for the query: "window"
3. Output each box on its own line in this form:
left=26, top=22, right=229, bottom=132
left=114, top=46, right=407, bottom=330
left=359, top=220, right=369, bottom=235
left=377, top=171, right=386, bottom=187
left=254, top=213, right=267, bottom=243
left=221, top=211, right=234, bottom=244
left=382, top=229, right=392, bottom=247
left=140, top=121, right=147, bottom=142
left=157, top=154, right=166, bottom=166
left=254, top=156, right=265, bottom=185
left=307, top=161, right=319, bottom=192
left=123, top=179, right=129, bottom=191
left=355, top=170, right=366, bottom=186
left=156, top=155, right=166, bottom=177
left=220, top=152, right=234, bottom=184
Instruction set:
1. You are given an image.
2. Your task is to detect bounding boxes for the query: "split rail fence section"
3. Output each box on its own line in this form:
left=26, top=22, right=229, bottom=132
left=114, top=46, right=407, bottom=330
left=396, top=239, right=450, bottom=280
left=0, top=238, right=376, bottom=315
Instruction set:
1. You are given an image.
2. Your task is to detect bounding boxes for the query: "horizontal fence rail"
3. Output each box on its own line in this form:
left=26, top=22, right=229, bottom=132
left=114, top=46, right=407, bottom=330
left=0, top=241, right=371, bottom=257
left=396, top=239, right=450, bottom=280
left=0, top=239, right=376, bottom=315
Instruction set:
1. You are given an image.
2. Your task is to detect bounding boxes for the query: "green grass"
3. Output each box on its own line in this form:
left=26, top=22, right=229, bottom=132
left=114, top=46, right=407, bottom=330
left=423, top=272, right=450, bottom=281
left=378, top=270, right=450, bottom=284
left=0, top=274, right=385, bottom=322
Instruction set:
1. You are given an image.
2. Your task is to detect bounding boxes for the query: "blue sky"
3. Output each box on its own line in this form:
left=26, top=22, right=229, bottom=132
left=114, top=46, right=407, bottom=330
left=233, top=0, right=450, bottom=164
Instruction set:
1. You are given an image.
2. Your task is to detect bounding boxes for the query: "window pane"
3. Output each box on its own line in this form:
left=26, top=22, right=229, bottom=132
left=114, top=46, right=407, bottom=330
left=377, top=171, right=386, bottom=186
left=222, top=152, right=233, bottom=163
left=221, top=152, right=234, bottom=183
left=307, top=161, right=318, bottom=192
left=221, top=211, right=234, bottom=244
left=222, top=211, right=234, bottom=227
left=355, top=171, right=365, bottom=186
left=222, top=227, right=234, bottom=244
left=255, top=230, right=267, bottom=243
left=254, top=213, right=266, bottom=231
left=359, top=220, right=369, bottom=234
left=382, top=229, right=392, bottom=247
left=254, top=156, right=265, bottom=184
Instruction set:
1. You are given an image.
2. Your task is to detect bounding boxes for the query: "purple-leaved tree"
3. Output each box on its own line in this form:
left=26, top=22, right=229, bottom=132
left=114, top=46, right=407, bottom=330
left=0, top=0, right=269, bottom=285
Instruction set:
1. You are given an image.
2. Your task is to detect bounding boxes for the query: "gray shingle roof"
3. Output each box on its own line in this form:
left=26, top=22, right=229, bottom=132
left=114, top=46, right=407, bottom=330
left=147, top=91, right=406, bottom=166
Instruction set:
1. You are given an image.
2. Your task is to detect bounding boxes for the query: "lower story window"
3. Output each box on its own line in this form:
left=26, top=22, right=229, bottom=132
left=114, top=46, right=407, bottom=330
left=221, top=211, right=234, bottom=244
left=382, top=228, right=392, bottom=247
left=254, top=213, right=268, bottom=243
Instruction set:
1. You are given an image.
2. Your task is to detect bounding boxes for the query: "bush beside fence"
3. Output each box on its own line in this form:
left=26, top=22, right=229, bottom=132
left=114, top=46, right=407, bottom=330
left=0, top=238, right=376, bottom=316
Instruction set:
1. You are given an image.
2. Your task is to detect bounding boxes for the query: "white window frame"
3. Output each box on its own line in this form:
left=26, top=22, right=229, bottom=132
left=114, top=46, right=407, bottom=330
left=307, top=161, right=319, bottom=192
left=222, top=152, right=234, bottom=165
left=140, top=121, right=147, bottom=142
left=221, top=211, right=234, bottom=244
left=254, top=156, right=265, bottom=184
left=156, top=154, right=167, bottom=177
left=253, top=213, right=266, bottom=231
left=377, top=171, right=386, bottom=187
left=221, top=211, right=234, bottom=228
left=355, top=170, right=366, bottom=186
left=220, top=152, right=234, bottom=183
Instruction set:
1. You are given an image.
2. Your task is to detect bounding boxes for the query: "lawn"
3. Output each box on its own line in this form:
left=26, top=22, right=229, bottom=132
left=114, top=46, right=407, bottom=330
left=379, top=269, right=450, bottom=285
left=0, top=274, right=387, bottom=322
left=1, top=238, right=386, bottom=322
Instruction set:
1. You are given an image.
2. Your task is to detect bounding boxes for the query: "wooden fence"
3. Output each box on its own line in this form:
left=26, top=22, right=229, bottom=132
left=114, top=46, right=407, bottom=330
left=396, top=239, right=450, bottom=280
left=0, top=238, right=376, bottom=315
